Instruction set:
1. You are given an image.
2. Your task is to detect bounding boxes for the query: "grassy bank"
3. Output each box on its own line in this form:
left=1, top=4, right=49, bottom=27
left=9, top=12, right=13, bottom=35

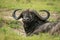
left=0, top=27, right=60, bottom=40
left=0, top=15, right=60, bottom=40
left=0, top=0, right=60, bottom=40
left=0, top=0, right=60, bottom=11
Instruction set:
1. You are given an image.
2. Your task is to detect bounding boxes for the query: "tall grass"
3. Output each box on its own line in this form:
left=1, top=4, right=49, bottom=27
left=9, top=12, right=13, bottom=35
left=0, top=16, right=60, bottom=40
left=0, top=0, right=60, bottom=40
left=0, top=26, right=60, bottom=40
left=0, top=0, right=60, bottom=11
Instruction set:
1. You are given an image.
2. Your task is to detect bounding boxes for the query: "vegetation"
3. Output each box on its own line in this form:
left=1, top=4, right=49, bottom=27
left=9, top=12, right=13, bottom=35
left=0, top=26, right=60, bottom=40
left=0, top=0, right=60, bottom=11
left=0, top=0, right=60, bottom=40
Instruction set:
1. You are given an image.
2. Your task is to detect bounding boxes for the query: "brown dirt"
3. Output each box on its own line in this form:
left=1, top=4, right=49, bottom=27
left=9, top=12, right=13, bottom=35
left=0, top=9, right=26, bottom=36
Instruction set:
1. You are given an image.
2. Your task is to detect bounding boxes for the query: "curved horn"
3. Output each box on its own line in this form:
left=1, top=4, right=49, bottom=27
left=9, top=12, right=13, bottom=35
left=39, top=10, right=50, bottom=21
left=12, top=9, right=22, bottom=20
left=32, top=10, right=50, bottom=21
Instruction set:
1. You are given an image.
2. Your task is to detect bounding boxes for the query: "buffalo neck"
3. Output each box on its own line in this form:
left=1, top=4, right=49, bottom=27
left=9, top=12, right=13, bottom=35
left=23, top=20, right=45, bottom=34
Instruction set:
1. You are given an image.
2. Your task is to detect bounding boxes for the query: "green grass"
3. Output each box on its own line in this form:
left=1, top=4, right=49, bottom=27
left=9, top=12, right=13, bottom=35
left=0, top=17, right=22, bottom=29
left=0, top=17, right=60, bottom=40
left=0, top=27, right=60, bottom=40
left=0, top=0, right=60, bottom=11
left=0, top=26, right=60, bottom=40
left=0, top=0, right=60, bottom=40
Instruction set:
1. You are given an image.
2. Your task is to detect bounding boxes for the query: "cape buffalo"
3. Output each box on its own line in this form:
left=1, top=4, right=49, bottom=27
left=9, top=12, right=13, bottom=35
left=12, top=9, right=51, bottom=36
